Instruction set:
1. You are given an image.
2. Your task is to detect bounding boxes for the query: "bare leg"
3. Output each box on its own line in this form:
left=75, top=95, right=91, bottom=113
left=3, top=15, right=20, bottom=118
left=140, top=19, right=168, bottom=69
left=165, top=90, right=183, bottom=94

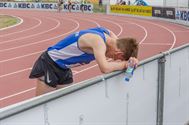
left=35, top=79, right=56, bottom=96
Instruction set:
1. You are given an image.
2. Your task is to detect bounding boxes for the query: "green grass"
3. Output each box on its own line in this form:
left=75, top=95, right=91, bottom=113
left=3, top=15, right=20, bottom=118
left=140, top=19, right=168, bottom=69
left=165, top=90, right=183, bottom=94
left=0, top=15, right=20, bottom=29
left=93, top=4, right=106, bottom=13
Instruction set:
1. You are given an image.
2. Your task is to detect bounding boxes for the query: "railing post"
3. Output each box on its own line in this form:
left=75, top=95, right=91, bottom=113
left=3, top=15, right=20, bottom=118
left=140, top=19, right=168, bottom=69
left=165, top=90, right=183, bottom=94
left=156, top=55, right=166, bottom=125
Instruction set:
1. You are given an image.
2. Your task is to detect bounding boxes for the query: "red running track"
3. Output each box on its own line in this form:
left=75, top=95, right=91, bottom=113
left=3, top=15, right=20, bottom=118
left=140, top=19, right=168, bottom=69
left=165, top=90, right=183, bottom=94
left=0, top=9, right=189, bottom=108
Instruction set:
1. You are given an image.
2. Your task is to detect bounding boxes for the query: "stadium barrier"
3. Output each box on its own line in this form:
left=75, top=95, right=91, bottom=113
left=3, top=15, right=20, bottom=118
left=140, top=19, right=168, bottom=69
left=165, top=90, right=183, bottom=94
left=175, top=8, right=189, bottom=25
left=0, top=43, right=188, bottom=125
left=0, top=2, right=93, bottom=13
left=110, top=5, right=152, bottom=16
left=108, top=5, right=189, bottom=26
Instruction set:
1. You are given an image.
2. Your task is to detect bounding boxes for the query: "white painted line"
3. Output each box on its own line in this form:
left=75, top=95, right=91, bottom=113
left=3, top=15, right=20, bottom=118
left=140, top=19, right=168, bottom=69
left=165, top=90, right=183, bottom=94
left=0, top=15, right=23, bottom=31
left=136, top=19, right=176, bottom=50
left=173, top=30, right=189, bottom=32
left=0, top=17, right=60, bottom=45
left=0, top=51, right=43, bottom=63
left=73, top=64, right=98, bottom=75
left=0, top=17, right=42, bottom=37
left=0, top=18, right=99, bottom=63
left=98, top=18, right=123, bottom=37
left=132, top=22, right=147, bottom=45
left=83, top=18, right=100, bottom=27
left=0, top=65, right=96, bottom=102
left=72, top=70, right=78, bottom=74
left=142, top=42, right=172, bottom=46
left=0, top=15, right=174, bottom=103
left=0, top=15, right=121, bottom=103
left=102, top=16, right=148, bottom=45
left=0, top=87, right=36, bottom=101
left=0, top=68, right=32, bottom=78
left=68, top=15, right=122, bottom=37
left=154, top=23, right=176, bottom=50
left=0, top=18, right=79, bottom=52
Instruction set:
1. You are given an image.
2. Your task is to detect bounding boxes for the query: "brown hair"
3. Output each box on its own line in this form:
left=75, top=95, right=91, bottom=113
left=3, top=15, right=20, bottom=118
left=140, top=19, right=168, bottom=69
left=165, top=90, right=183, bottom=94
left=116, top=38, right=139, bottom=60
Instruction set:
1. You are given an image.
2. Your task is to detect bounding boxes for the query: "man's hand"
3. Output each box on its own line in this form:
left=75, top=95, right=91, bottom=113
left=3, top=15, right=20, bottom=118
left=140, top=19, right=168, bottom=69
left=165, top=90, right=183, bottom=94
left=127, top=57, right=139, bottom=68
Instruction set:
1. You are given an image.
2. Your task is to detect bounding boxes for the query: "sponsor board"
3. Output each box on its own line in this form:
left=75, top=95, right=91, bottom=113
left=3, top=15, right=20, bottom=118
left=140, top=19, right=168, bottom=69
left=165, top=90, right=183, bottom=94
left=176, top=8, right=189, bottom=22
left=152, top=7, right=175, bottom=19
left=63, top=4, right=93, bottom=12
left=0, top=2, right=56, bottom=9
left=0, top=2, right=93, bottom=13
left=110, top=5, right=152, bottom=16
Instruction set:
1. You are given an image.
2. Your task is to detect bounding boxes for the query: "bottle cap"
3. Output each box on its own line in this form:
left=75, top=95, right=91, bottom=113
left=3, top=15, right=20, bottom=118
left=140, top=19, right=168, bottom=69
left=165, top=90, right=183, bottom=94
left=125, top=78, right=130, bottom=81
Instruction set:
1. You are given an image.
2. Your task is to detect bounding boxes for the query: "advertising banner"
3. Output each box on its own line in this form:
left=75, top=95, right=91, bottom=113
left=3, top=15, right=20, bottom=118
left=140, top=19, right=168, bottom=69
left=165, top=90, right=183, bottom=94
left=152, top=7, right=162, bottom=17
left=110, top=5, right=152, bottom=17
left=176, top=8, right=189, bottom=22
left=152, top=7, right=175, bottom=19
left=0, top=2, right=93, bottom=13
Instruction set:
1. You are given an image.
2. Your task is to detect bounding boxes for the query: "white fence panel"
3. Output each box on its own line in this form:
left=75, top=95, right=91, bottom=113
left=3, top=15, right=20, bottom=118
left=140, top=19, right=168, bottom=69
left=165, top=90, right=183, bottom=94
left=163, top=47, right=189, bottom=125
left=1, top=60, right=158, bottom=125
left=0, top=105, right=45, bottom=125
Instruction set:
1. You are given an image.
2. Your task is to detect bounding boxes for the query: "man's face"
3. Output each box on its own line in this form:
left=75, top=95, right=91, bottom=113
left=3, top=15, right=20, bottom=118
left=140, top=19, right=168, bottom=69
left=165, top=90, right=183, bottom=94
left=106, top=49, right=124, bottom=61
left=113, top=50, right=124, bottom=60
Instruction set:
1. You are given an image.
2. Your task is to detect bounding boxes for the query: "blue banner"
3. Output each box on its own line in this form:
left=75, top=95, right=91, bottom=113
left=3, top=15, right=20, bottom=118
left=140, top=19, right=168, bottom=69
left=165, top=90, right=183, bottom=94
left=176, top=9, right=189, bottom=22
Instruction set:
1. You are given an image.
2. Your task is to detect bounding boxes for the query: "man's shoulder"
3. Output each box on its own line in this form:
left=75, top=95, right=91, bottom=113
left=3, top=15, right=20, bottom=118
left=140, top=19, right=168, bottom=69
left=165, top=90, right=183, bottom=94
left=79, top=33, right=106, bottom=49
left=80, top=33, right=104, bottom=41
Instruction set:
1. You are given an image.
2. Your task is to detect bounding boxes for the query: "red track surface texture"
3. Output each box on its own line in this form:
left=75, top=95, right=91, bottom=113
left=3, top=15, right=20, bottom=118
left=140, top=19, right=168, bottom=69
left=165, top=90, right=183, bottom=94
left=0, top=10, right=189, bottom=108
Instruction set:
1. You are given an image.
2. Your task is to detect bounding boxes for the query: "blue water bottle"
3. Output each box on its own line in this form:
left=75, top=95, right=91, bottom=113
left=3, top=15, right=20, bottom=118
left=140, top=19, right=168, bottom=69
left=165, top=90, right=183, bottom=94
left=125, top=61, right=135, bottom=82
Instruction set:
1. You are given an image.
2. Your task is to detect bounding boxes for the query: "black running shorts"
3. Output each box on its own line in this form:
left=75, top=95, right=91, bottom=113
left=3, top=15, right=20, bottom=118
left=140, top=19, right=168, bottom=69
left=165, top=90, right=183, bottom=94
left=29, top=51, right=73, bottom=88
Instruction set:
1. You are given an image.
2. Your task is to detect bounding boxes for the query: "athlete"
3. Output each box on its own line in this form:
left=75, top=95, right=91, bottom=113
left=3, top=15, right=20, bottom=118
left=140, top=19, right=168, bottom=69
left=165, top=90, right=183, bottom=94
left=29, top=27, right=139, bottom=96
left=68, top=0, right=72, bottom=12
left=57, top=0, right=64, bottom=12
left=80, top=0, right=85, bottom=13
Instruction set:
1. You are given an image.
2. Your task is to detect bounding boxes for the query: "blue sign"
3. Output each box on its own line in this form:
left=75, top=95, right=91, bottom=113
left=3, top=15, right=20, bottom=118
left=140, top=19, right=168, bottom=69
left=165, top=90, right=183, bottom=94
left=176, top=10, right=189, bottom=21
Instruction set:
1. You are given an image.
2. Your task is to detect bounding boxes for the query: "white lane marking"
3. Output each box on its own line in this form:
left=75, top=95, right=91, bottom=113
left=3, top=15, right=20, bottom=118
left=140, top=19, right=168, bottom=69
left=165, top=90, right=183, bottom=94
left=0, top=87, right=36, bottom=101
left=0, top=50, right=43, bottom=63
left=142, top=42, right=172, bottom=46
left=0, top=18, right=98, bottom=63
left=101, top=16, right=147, bottom=45
left=0, top=17, right=81, bottom=101
left=73, top=64, right=98, bottom=75
left=82, top=18, right=100, bottom=27
left=151, top=22, right=176, bottom=50
left=0, top=16, right=147, bottom=78
left=0, top=17, right=42, bottom=37
left=65, top=15, right=122, bottom=37
left=0, top=68, right=32, bottom=78
left=130, top=22, right=147, bottom=45
left=173, top=30, right=189, bottom=32
left=0, top=19, right=80, bottom=76
left=0, top=15, right=23, bottom=31
left=72, top=70, right=78, bottom=73
left=0, top=18, right=80, bottom=52
left=0, top=15, right=174, bottom=103
left=134, top=19, right=176, bottom=50
left=0, top=17, right=60, bottom=45
left=96, top=18, right=123, bottom=36
left=0, top=65, right=94, bottom=101
left=0, top=66, right=91, bottom=101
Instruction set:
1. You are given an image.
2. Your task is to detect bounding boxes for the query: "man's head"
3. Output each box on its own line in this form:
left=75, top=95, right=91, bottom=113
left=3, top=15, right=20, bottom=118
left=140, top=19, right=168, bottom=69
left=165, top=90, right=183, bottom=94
left=106, top=37, right=139, bottom=61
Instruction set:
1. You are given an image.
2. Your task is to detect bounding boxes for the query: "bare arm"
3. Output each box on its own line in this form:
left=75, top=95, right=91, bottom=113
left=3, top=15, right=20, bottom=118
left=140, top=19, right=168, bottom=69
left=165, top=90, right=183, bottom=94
left=79, top=34, right=138, bottom=73
left=92, top=37, right=127, bottom=73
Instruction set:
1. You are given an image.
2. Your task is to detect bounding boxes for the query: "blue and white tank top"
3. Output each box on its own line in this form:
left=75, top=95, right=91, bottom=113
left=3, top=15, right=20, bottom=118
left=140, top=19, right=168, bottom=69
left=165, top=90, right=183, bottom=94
left=47, top=27, right=110, bottom=69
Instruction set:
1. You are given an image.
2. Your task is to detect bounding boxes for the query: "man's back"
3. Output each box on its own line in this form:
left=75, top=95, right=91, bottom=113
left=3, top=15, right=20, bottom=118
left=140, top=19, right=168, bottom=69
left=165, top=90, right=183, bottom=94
left=47, top=27, right=110, bottom=69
